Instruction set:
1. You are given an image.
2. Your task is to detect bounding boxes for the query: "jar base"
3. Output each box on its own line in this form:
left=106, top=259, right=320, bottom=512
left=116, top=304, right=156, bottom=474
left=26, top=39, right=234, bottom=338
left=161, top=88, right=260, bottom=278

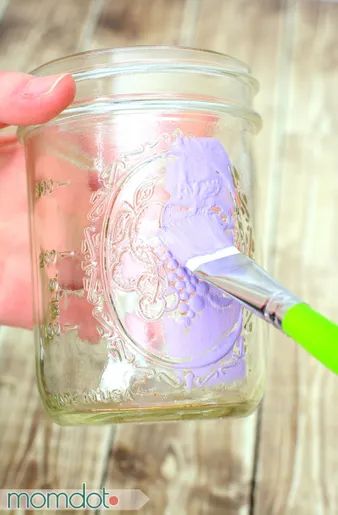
left=44, top=394, right=264, bottom=426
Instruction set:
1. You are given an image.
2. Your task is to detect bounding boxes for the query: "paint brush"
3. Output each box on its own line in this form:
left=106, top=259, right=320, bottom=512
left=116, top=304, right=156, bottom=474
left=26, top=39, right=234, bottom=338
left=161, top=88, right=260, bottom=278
left=160, top=136, right=338, bottom=374
left=185, top=246, right=338, bottom=374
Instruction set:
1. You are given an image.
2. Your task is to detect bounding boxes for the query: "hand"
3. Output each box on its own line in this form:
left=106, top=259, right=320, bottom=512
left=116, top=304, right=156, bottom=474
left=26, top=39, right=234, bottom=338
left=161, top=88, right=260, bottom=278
left=0, top=72, right=75, bottom=328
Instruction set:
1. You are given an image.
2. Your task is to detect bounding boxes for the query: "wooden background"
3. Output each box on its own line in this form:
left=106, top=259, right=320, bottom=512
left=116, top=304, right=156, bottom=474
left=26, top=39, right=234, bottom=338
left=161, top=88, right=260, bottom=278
left=0, top=0, right=337, bottom=513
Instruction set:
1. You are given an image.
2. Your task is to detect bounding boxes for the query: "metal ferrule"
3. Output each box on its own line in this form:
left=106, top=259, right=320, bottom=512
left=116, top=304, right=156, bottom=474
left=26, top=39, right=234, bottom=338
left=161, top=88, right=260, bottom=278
left=195, top=253, right=300, bottom=330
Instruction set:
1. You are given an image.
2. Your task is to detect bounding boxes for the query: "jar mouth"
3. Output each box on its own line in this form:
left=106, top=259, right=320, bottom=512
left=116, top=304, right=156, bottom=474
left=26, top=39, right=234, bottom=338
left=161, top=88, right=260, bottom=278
left=31, top=46, right=255, bottom=82
left=19, top=46, right=261, bottom=139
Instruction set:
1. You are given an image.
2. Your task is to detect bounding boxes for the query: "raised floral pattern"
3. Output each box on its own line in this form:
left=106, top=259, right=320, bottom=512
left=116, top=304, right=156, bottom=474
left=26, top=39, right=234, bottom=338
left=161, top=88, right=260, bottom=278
left=81, top=132, right=254, bottom=391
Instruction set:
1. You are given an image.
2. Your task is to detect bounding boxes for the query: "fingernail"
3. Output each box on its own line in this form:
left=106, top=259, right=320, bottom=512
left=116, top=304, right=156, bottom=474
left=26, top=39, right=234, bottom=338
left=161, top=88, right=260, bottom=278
left=21, top=74, right=68, bottom=98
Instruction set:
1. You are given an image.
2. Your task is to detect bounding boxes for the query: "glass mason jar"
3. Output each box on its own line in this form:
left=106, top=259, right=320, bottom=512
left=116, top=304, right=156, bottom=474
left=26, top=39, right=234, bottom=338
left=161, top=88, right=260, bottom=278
left=20, top=47, right=265, bottom=425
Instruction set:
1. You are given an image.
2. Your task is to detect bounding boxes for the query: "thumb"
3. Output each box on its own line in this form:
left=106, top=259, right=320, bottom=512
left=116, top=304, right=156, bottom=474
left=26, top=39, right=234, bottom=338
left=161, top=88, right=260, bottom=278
left=0, top=72, right=75, bottom=127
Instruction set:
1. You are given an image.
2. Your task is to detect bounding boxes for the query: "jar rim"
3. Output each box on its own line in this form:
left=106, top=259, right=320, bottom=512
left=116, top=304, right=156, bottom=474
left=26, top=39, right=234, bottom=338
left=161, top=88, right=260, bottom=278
left=19, top=46, right=261, bottom=139
left=31, top=45, right=254, bottom=80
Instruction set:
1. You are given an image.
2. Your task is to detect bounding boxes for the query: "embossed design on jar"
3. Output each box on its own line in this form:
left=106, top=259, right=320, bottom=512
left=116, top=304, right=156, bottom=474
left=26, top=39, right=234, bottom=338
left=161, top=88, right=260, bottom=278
left=232, top=166, right=255, bottom=257
left=106, top=177, right=167, bottom=321
left=42, top=274, right=61, bottom=344
left=82, top=133, right=255, bottom=390
left=35, top=178, right=70, bottom=199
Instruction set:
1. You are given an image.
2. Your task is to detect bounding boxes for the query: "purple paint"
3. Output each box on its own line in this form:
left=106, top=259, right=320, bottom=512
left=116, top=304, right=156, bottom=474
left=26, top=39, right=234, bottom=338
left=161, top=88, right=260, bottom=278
left=121, top=136, right=246, bottom=388
left=158, top=137, right=246, bottom=385
left=189, top=295, right=205, bottom=312
left=160, top=137, right=236, bottom=264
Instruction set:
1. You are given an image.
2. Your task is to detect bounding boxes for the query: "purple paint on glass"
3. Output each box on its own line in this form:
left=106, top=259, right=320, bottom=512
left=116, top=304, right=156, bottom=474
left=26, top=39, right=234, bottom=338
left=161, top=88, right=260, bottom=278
left=160, top=136, right=236, bottom=264
left=185, top=283, right=196, bottom=294
left=157, top=137, right=246, bottom=386
left=189, top=295, right=205, bottom=312
left=179, top=291, right=189, bottom=301
left=195, top=282, right=209, bottom=295
left=175, top=280, right=186, bottom=290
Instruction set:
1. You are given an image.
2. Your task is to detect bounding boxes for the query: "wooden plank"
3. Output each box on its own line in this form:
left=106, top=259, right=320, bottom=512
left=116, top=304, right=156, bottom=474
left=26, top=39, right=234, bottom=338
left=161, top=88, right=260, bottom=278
left=253, top=1, right=338, bottom=514
left=1, top=2, right=336, bottom=514
left=0, top=330, right=112, bottom=489
left=0, top=0, right=10, bottom=21
left=104, top=417, right=256, bottom=515
left=194, top=0, right=289, bottom=255
left=188, top=2, right=287, bottom=514
left=0, top=0, right=93, bottom=71
left=90, top=0, right=186, bottom=49
left=91, top=1, right=253, bottom=513
left=100, top=1, right=285, bottom=514
left=92, top=3, right=247, bottom=512
left=0, top=0, right=112, bottom=496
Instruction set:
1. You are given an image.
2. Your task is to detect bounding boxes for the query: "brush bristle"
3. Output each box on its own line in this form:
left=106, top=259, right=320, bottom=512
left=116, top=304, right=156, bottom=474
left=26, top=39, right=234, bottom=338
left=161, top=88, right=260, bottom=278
left=186, top=246, right=240, bottom=272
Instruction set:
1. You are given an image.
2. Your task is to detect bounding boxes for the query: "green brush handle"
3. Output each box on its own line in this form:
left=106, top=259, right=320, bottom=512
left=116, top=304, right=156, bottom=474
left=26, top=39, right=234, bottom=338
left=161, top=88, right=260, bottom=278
left=282, top=303, right=338, bottom=374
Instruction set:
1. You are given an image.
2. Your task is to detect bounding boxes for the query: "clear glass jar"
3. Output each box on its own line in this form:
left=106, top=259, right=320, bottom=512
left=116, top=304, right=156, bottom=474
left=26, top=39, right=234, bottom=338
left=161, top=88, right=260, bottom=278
left=20, top=47, right=264, bottom=425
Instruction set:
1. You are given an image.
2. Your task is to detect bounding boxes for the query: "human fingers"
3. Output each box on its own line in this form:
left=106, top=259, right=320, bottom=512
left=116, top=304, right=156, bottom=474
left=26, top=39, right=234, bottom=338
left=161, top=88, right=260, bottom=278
left=0, top=72, right=75, bottom=127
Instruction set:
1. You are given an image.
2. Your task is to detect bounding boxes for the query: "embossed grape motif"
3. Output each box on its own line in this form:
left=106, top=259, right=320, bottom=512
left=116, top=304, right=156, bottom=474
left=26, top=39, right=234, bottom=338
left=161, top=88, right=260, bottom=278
left=82, top=133, right=254, bottom=391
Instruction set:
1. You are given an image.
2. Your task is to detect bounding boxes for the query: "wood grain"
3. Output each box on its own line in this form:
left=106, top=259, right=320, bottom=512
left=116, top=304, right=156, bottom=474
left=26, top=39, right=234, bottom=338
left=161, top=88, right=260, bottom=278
left=254, top=2, right=338, bottom=514
left=0, top=1, right=337, bottom=514
left=194, top=0, right=288, bottom=253
left=0, top=330, right=112, bottom=489
left=0, top=0, right=112, bottom=495
left=0, top=0, right=93, bottom=71
left=191, top=1, right=288, bottom=513
left=90, top=0, right=186, bottom=49
left=91, top=2, right=257, bottom=514
left=103, top=417, right=256, bottom=515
